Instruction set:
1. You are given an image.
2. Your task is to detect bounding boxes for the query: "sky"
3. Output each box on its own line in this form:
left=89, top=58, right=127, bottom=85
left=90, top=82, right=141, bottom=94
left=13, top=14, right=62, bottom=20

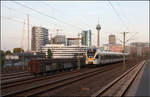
left=1, top=1, right=149, bottom=51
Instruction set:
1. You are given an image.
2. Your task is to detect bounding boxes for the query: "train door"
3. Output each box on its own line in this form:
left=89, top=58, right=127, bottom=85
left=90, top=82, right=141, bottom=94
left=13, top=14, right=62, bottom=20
left=95, top=54, right=100, bottom=65
left=103, top=54, right=106, bottom=64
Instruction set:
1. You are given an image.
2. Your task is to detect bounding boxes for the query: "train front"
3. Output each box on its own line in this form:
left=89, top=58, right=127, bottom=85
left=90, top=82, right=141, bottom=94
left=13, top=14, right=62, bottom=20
left=85, top=48, right=97, bottom=65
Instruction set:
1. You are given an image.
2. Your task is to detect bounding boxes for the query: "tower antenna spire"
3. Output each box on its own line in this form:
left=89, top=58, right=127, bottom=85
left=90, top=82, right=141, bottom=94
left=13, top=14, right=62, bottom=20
left=27, top=14, right=30, bottom=51
left=96, top=19, right=101, bottom=47
left=98, top=17, right=99, bottom=24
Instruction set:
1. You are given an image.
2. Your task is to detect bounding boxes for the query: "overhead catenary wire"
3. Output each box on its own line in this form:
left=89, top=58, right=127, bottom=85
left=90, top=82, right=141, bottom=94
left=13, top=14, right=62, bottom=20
left=2, top=5, right=54, bottom=27
left=13, top=1, right=84, bottom=31
left=42, top=1, right=90, bottom=30
left=115, top=2, right=139, bottom=44
left=1, top=15, right=34, bottom=27
left=107, top=1, right=140, bottom=45
left=2, top=2, right=88, bottom=36
left=107, top=0, right=130, bottom=32
left=2, top=5, right=58, bottom=34
left=125, top=32, right=138, bottom=43
left=1, top=15, right=82, bottom=43
left=116, top=2, right=137, bottom=32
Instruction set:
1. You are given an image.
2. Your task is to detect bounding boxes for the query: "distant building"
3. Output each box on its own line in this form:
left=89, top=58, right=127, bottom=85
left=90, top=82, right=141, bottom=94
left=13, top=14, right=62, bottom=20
left=130, top=42, right=149, bottom=56
left=51, top=35, right=66, bottom=45
left=103, top=34, right=124, bottom=53
left=103, top=44, right=110, bottom=51
left=67, top=38, right=80, bottom=46
left=5, top=55, right=19, bottom=60
left=109, top=44, right=124, bottom=53
left=31, top=26, right=49, bottom=52
left=130, top=42, right=149, bottom=47
left=109, top=35, right=116, bottom=45
left=103, top=44, right=125, bottom=53
left=42, top=44, right=87, bottom=58
left=81, top=30, right=92, bottom=47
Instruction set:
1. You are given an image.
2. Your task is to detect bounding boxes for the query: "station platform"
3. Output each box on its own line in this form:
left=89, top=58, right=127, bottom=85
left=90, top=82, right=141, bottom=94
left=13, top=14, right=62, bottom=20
left=125, top=59, right=150, bottom=96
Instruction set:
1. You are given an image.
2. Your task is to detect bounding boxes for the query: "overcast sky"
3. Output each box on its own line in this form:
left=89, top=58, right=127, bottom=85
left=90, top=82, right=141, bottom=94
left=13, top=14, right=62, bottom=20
left=1, top=1, right=149, bottom=51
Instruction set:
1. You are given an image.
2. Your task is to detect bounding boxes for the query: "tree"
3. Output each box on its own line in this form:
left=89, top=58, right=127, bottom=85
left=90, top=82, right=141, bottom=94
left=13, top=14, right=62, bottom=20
left=47, top=49, right=52, bottom=58
left=5, top=50, right=12, bottom=55
left=0, top=50, right=5, bottom=68
left=13, top=48, right=24, bottom=53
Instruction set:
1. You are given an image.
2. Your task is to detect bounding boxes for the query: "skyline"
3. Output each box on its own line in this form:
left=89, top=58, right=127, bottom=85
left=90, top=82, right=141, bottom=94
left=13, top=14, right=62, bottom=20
left=1, top=1, right=149, bottom=51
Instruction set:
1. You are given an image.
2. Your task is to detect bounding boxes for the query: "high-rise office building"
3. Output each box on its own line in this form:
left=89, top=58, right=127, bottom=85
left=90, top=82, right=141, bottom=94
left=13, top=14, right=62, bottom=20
left=31, top=26, right=49, bottom=52
left=81, top=30, right=92, bottom=47
left=109, top=35, right=116, bottom=45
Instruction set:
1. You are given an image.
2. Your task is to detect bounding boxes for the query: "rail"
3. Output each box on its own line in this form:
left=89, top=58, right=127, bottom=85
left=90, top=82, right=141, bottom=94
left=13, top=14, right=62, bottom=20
left=91, top=60, right=146, bottom=97
left=2, top=64, right=115, bottom=97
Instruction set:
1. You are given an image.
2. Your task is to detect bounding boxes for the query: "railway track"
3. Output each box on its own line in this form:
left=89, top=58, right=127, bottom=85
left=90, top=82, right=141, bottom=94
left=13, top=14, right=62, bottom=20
left=2, top=73, right=31, bottom=81
left=1, top=71, right=34, bottom=86
left=92, top=60, right=146, bottom=97
left=1, top=75, right=34, bottom=86
left=2, top=63, right=120, bottom=97
left=2, top=68, right=86, bottom=86
left=1, top=71, right=34, bottom=85
left=2, top=67, right=89, bottom=89
left=2, top=59, right=142, bottom=97
left=35, top=60, right=141, bottom=96
left=2, top=71, right=28, bottom=77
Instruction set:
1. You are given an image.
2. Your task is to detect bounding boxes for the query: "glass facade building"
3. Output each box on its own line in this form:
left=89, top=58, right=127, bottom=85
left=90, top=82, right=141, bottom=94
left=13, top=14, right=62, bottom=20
left=81, top=30, right=92, bottom=47
left=31, top=26, right=49, bottom=52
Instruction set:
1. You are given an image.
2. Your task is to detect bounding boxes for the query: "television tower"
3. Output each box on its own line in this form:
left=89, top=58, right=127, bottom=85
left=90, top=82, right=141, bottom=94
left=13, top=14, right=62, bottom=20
left=27, top=14, right=30, bottom=51
left=96, top=20, right=101, bottom=47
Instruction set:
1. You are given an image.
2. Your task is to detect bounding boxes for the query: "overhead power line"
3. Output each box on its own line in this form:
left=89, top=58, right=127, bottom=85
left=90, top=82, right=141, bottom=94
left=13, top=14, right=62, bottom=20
left=42, top=2, right=90, bottom=29
left=107, top=0, right=130, bottom=32
left=116, top=2, right=136, bottom=32
left=13, top=1, right=84, bottom=30
left=2, top=5, right=47, bottom=24
left=126, top=32, right=138, bottom=43
left=2, top=5, right=57, bottom=32
left=1, top=15, right=34, bottom=27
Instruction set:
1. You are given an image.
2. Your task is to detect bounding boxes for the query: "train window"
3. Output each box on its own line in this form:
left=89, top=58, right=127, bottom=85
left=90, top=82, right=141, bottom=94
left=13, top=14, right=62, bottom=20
left=107, top=55, right=109, bottom=59
left=110, top=55, right=112, bottom=59
left=113, top=55, right=115, bottom=59
left=104, top=54, right=106, bottom=59
left=106, top=55, right=108, bottom=59
left=101, top=54, right=104, bottom=59
left=87, top=49, right=96, bottom=58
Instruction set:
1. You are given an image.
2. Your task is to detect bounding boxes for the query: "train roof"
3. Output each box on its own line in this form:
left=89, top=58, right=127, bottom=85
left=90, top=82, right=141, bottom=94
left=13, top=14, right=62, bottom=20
left=86, top=48, right=129, bottom=55
left=99, top=51, right=129, bottom=55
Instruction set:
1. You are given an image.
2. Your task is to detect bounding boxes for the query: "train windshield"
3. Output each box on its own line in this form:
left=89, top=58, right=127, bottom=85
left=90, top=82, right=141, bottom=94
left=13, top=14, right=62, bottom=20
left=87, top=49, right=96, bottom=58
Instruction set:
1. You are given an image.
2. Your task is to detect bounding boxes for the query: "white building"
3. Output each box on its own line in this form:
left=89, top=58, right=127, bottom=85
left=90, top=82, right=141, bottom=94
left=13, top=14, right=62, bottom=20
left=67, top=38, right=80, bottom=46
left=5, top=55, right=19, bottom=60
left=42, top=44, right=88, bottom=58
